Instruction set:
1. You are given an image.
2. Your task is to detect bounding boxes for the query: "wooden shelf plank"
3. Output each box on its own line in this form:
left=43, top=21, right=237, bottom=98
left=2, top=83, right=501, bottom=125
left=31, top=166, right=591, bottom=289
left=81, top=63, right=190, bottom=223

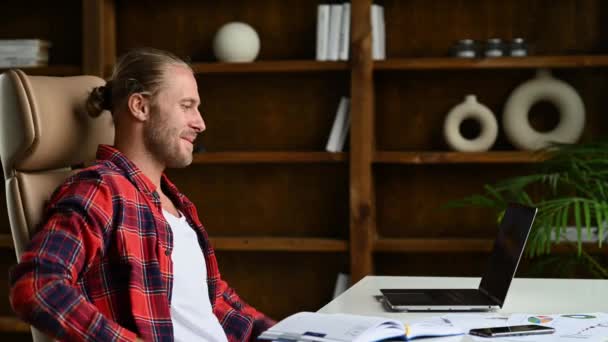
left=190, top=60, right=349, bottom=74
left=192, top=151, right=347, bottom=164
left=375, top=238, right=494, bottom=253
left=374, top=151, right=548, bottom=164
left=0, top=234, right=13, bottom=248
left=375, top=238, right=607, bottom=254
left=210, top=237, right=348, bottom=252
left=0, top=65, right=81, bottom=76
left=0, top=316, right=30, bottom=333
left=374, top=55, right=608, bottom=70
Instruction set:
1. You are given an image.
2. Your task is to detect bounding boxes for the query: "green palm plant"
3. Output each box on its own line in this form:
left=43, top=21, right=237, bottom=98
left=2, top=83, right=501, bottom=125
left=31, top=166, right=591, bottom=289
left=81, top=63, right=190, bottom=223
left=448, top=139, right=608, bottom=278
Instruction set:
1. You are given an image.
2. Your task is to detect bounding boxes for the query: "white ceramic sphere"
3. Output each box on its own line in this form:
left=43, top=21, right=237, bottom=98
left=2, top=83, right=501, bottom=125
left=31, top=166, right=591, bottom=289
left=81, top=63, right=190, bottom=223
left=213, top=22, right=260, bottom=62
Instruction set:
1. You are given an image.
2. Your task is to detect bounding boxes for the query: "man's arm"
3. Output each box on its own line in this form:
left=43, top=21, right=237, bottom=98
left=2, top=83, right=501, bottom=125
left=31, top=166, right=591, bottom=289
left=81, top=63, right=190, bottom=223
left=9, top=177, right=138, bottom=341
left=213, top=278, right=276, bottom=342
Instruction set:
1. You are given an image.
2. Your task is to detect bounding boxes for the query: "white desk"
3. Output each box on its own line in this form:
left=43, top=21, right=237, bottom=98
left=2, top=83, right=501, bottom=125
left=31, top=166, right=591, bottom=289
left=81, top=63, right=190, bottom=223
left=318, top=276, right=608, bottom=341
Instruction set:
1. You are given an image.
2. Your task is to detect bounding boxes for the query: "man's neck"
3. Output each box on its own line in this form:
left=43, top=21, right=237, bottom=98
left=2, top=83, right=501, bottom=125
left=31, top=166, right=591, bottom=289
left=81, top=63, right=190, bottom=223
left=114, top=140, right=164, bottom=191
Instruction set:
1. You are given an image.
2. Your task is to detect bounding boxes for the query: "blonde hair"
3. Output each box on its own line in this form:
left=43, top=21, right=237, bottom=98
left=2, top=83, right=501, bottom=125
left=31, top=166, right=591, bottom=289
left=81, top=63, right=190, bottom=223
left=86, top=47, right=190, bottom=117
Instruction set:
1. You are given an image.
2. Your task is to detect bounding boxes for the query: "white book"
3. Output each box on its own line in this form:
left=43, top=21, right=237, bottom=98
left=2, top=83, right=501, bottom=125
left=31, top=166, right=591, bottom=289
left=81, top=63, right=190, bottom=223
left=332, top=272, right=350, bottom=299
left=336, top=98, right=351, bottom=152
left=371, top=4, right=386, bottom=60
left=316, top=5, right=330, bottom=61
left=259, top=312, right=464, bottom=342
left=377, top=5, right=386, bottom=59
left=326, top=97, right=350, bottom=153
left=327, top=4, right=343, bottom=61
left=0, top=39, right=51, bottom=48
left=338, top=3, right=351, bottom=61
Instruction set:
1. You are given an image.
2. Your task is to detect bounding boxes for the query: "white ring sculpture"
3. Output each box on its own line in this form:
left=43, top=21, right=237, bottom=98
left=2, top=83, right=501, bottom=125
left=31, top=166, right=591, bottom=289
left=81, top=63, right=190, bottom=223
left=444, top=95, right=498, bottom=152
left=503, top=69, right=585, bottom=150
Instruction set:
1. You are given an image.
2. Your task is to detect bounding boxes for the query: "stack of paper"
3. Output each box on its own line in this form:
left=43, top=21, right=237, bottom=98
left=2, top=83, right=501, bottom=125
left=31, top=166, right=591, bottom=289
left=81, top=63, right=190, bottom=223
left=0, top=39, right=50, bottom=68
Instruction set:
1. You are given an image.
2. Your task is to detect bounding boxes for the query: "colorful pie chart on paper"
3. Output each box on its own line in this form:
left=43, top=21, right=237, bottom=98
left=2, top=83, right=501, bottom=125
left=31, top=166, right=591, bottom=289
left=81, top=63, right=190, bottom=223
left=561, top=314, right=597, bottom=319
left=528, top=316, right=553, bottom=324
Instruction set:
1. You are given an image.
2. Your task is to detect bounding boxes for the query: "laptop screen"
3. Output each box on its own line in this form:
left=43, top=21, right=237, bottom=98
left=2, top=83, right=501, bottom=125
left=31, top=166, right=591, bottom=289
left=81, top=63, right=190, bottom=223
left=479, top=204, right=537, bottom=305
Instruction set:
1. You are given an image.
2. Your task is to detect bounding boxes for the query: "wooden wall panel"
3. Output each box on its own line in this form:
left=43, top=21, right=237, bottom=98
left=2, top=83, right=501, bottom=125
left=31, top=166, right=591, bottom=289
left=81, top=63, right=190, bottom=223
left=167, top=164, right=350, bottom=238
left=379, top=0, right=608, bottom=58
left=376, top=252, right=608, bottom=279
left=375, top=69, right=608, bottom=150
left=0, top=0, right=82, bottom=65
left=195, top=73, right=350, bottom=151
left=115, top=0, right=320, bottom=60
left=215, top=251, right=349, bottom=320
left=374, top=164, right=537, bottom=238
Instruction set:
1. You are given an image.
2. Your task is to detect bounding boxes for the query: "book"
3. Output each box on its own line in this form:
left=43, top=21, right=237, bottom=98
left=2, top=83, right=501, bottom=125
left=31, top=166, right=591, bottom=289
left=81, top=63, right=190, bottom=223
left=332, top=272, right=350, bottom=299
left=327, top=4, right=343, bottom=61
left=338, top=3, right=351, bottom=61
left=259, top=312, right=464, bottom=342
left=316, top=5, right=330, bottom=61
left=371, top=4, right=386, bottom=60
left=326, top=96, right=350, bottom=153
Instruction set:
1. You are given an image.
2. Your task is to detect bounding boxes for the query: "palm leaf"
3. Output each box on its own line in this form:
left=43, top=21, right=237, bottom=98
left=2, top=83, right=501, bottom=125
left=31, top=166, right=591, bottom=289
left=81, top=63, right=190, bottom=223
left=594, top=202, right=604, bottom=248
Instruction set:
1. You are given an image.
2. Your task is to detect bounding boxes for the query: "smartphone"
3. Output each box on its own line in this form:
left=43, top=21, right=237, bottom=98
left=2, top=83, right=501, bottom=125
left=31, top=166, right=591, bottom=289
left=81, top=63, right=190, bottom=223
left=469, top=324, right=555, bottom=337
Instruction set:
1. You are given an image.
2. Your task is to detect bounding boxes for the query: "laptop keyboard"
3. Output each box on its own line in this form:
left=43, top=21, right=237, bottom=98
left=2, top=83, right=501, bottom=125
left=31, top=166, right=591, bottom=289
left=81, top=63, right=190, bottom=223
left=432, top=289, right=496, bottom=305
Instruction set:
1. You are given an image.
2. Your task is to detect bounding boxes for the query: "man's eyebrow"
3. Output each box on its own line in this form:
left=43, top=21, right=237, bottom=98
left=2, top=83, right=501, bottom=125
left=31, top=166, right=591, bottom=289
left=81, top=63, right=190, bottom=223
left=180, top=98, right=199, bottom=105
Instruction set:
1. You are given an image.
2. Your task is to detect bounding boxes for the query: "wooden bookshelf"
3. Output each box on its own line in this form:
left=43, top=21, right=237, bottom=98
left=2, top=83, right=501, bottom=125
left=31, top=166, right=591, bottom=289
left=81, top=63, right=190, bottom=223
left=0, top=234, right=13, bottom=249
left=375, top=238, right=493, bottom=253
left=375, top=237, right=607, bottom=255
left=1, top=0, right=608, bottom=333
left=191, top=60, right=349, bottom=74
left=0, top=65, right=81, bottom=76
left=374, top=151, right=548, bottom=164
left=210, top=237, right=348, bottom=252
left=0, top=316, right=29, bottom=333
left=192, top=152, right=347, bottom=164
left=374, top=55, right=608, bottom=71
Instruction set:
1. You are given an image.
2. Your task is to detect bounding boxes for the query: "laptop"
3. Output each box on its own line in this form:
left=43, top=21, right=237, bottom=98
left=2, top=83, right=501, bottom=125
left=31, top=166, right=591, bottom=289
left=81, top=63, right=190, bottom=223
left=380, top=203, right=537, bottom=311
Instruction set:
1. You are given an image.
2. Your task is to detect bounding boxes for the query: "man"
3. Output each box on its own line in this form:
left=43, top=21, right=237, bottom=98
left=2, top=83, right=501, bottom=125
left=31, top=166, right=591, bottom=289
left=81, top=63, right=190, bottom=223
left=9, top=48, right=275, bottom=341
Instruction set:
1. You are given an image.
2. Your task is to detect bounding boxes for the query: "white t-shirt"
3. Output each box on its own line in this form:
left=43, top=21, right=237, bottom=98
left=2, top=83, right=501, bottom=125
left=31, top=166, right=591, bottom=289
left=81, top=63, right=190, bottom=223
left=163, top=209, right=228, bottom=342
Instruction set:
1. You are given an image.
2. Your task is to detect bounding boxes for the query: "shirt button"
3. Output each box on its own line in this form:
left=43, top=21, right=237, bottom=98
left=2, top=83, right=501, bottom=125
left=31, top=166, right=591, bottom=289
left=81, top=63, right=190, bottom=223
left=165, top=249, right=171, bottom=256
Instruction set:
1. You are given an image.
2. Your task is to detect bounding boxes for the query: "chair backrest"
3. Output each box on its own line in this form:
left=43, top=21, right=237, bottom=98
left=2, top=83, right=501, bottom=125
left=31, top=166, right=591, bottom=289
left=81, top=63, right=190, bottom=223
left=0, top=69, right=114, bottom=342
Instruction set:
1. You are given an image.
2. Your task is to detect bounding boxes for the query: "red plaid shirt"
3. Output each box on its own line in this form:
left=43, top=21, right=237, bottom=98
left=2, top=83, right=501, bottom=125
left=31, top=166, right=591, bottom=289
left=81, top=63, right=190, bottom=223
left=10, top=145, right=275, bottom=341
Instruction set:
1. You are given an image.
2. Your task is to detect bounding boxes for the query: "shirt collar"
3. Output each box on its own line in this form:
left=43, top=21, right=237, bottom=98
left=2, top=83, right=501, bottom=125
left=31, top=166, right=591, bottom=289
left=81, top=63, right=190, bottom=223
left=96, top=144, right=169, bottom=198
left=96, top=145, right=187, bottom=209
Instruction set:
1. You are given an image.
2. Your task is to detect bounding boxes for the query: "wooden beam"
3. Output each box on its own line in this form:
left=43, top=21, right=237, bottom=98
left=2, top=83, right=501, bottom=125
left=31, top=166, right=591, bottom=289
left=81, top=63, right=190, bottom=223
left=0, top=234, right=13, bottom=248
left=191, top=61, right=349, bottom=74
left=82, top=0, right=115, bottom=76
left=192, top=152, right=346, bottom=164
left=374, top=151, right=548, bottom=164
left=210, top=237, right=348, bottom=252
left=374, top=55, right=608, bottom=71
left=0, top=316, right=30, bottom=333
left=349, top=0, right=376, bottom=282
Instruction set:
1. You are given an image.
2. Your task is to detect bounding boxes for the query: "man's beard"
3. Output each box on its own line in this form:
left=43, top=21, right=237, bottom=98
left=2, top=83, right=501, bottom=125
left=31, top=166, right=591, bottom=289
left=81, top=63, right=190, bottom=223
left=143, top=109, right=193, bottom=168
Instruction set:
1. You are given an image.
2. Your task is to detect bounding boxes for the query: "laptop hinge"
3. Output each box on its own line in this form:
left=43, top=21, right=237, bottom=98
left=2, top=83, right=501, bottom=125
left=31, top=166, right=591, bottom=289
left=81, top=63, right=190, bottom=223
left=479, top=287, right=503, bottom=306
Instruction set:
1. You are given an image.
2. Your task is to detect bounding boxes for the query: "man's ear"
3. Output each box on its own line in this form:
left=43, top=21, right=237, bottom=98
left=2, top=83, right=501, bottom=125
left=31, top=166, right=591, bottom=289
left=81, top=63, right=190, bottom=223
left=127, top=93, right=150, bottom=122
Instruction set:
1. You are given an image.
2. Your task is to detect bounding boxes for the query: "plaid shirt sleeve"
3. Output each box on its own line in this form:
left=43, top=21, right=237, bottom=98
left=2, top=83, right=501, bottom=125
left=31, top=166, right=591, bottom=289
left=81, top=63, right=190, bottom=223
left=213, top=278, right=276, bottom=341
left=9, top=175, right=139, bottom=342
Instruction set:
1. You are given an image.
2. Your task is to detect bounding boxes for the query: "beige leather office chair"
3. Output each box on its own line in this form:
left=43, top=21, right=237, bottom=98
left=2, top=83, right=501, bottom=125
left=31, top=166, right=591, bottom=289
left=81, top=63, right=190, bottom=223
left=0, top=69, right=114, bottom=342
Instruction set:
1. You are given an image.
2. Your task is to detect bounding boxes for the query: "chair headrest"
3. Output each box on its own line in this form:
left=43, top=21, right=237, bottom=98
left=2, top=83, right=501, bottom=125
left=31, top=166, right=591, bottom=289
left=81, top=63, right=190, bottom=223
left=0, top=69, right=114, bottom=177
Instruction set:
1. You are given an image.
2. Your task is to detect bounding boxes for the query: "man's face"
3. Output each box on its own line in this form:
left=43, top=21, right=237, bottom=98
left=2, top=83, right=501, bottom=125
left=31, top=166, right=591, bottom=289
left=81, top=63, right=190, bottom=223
left=143, top=64, right=205, bottom=168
